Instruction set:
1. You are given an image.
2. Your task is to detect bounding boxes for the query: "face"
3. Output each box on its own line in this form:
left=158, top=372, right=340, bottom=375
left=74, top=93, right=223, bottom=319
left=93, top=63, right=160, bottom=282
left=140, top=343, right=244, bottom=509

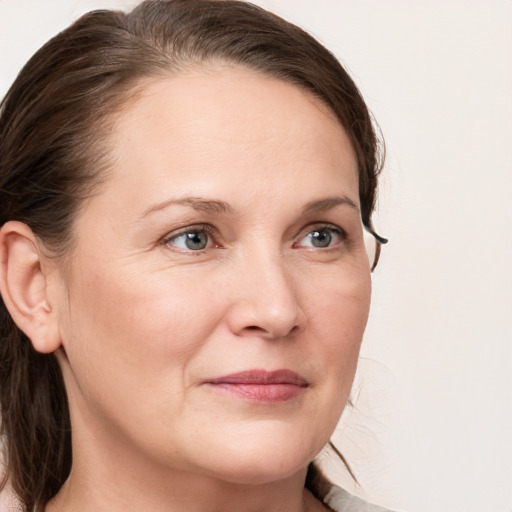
left=51, top=67, right=372, bottom=485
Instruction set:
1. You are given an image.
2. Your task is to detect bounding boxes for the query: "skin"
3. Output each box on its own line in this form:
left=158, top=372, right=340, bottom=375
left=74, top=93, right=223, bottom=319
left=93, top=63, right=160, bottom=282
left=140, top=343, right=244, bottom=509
left=1, top=67, right=372, bottom=511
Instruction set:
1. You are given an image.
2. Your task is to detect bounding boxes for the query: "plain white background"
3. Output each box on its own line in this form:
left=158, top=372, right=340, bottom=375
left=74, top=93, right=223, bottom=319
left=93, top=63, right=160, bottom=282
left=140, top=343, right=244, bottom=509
left=0, top=1, right=511, bottom=511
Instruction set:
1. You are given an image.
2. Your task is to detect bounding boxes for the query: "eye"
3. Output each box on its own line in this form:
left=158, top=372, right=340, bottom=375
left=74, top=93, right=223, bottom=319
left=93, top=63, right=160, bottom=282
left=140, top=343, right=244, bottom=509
left=163, top=226, right=214, bottom=251
left=296, top=226, right=345, bottom=249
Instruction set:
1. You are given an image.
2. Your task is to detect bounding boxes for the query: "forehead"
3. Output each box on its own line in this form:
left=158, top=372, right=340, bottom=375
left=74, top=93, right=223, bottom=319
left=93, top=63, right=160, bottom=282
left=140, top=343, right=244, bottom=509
left=102, top=66, right=359, bottom=213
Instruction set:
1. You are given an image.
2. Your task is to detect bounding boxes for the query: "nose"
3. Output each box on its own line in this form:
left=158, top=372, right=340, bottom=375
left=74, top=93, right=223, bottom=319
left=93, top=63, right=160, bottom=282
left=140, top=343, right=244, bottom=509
left=225, top=248, right=307, bottom=340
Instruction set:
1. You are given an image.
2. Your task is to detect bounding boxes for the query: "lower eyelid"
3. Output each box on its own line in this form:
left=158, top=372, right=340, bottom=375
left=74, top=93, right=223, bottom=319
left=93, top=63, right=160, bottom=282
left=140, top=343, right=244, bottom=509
left=162, top=232, right=206, bottom=251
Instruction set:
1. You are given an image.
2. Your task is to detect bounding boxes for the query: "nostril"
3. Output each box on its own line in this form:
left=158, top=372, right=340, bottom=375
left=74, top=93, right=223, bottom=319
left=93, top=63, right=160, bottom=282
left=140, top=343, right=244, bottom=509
left=227, top=294, right=306, bottom=339
left=241, top=324, right=301, bottom=338
left=238, top=325, right=270, bottom=338
left=245, top=325, right=265, bottom=332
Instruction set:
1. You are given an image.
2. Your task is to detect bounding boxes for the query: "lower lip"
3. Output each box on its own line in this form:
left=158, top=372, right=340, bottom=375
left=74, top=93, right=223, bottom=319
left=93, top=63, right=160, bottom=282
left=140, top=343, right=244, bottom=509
left=205, top=383, right=307, bottom=402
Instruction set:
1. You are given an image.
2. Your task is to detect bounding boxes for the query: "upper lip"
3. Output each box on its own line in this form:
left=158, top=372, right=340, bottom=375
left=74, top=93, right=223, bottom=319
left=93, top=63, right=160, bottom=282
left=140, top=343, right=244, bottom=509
left=204, top=369, right=308, bottom=386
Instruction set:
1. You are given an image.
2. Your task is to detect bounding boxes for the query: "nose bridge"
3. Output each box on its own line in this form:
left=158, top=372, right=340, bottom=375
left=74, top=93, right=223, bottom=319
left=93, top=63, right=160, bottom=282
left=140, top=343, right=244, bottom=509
left=227, top=239, right=305, bottom=338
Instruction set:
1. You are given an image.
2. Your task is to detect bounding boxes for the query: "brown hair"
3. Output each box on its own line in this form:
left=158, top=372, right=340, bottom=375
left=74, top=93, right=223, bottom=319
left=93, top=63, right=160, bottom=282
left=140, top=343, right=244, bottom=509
left=0, top=1, right=384, bottom=510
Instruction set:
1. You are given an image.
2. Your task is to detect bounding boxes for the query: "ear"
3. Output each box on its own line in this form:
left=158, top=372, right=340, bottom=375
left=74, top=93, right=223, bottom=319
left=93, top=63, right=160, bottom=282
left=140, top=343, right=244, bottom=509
left=0, top=221, right=62, bottom=353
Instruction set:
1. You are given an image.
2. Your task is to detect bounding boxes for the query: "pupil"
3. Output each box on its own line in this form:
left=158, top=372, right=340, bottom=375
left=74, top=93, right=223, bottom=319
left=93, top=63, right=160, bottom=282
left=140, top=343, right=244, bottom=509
left=312, top=230, right=331, bottom=247
left=185, top=232, right=207, bottom=250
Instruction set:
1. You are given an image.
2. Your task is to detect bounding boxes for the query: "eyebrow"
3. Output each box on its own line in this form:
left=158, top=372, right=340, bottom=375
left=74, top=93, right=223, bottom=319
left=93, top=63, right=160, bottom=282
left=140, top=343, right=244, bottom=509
left=141, top=196, right=235, bottom=218
left=301, top=195, right=359, bottom=214
left=141, top=194, right=359, bottom=219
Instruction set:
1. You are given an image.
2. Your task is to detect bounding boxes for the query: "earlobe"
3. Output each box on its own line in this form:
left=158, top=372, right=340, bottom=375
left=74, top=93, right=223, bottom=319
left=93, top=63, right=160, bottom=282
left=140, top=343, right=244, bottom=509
left=0, top=221, right=62, bottom=354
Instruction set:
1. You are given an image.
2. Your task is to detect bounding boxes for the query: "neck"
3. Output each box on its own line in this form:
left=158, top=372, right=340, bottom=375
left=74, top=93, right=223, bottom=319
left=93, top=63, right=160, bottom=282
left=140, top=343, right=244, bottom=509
left=46, top=467, right=324, bottom=512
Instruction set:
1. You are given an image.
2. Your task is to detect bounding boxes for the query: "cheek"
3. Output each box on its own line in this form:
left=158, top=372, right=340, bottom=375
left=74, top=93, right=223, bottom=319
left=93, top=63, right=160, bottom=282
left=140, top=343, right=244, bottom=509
left=58, top=260, right=222, bottom=410
left=308, top=263, right=371, bottom=335
left=307, top=272, right=371, bottom=393
left=66, top=260, right=215, bottom=344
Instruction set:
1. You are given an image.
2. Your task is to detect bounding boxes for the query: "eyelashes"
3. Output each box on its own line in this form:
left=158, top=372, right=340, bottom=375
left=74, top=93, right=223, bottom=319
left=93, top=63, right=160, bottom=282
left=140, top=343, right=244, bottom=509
left=162, top=224, right=217, bottom=252
left=162, top=223, right=347, bottom=253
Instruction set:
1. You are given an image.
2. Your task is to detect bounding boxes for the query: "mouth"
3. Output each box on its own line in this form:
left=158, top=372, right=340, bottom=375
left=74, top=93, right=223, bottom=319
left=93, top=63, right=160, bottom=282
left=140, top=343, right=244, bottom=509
left=202, top=369, right=309, bottom=403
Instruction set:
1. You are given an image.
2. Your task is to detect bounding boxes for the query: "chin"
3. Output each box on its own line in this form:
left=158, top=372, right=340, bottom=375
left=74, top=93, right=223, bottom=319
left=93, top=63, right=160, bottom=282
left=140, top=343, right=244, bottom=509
left=204, top=458, right=309, bottom=487
left=189, top=428, right=325, bottom=486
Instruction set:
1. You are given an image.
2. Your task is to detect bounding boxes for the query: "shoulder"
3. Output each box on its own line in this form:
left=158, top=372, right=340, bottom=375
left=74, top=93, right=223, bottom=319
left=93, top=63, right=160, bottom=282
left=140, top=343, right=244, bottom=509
left=323, top=485, right=397, bottom=512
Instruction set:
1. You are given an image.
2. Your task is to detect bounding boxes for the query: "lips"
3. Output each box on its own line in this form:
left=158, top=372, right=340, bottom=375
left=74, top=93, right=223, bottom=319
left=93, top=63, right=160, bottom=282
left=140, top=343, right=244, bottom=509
left=203, top=369, right=308, bottom=402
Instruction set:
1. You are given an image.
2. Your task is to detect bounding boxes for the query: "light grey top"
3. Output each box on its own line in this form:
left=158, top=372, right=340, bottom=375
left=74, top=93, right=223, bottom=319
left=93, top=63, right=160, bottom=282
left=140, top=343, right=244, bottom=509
left=324, top=485, right=395, bottom=512
left=0, top=484, right=396, bottom=512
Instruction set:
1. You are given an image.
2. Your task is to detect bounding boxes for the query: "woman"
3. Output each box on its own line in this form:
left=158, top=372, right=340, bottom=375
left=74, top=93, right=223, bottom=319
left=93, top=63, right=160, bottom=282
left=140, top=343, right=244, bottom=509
left=0, top=1, right=389, bottom=511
